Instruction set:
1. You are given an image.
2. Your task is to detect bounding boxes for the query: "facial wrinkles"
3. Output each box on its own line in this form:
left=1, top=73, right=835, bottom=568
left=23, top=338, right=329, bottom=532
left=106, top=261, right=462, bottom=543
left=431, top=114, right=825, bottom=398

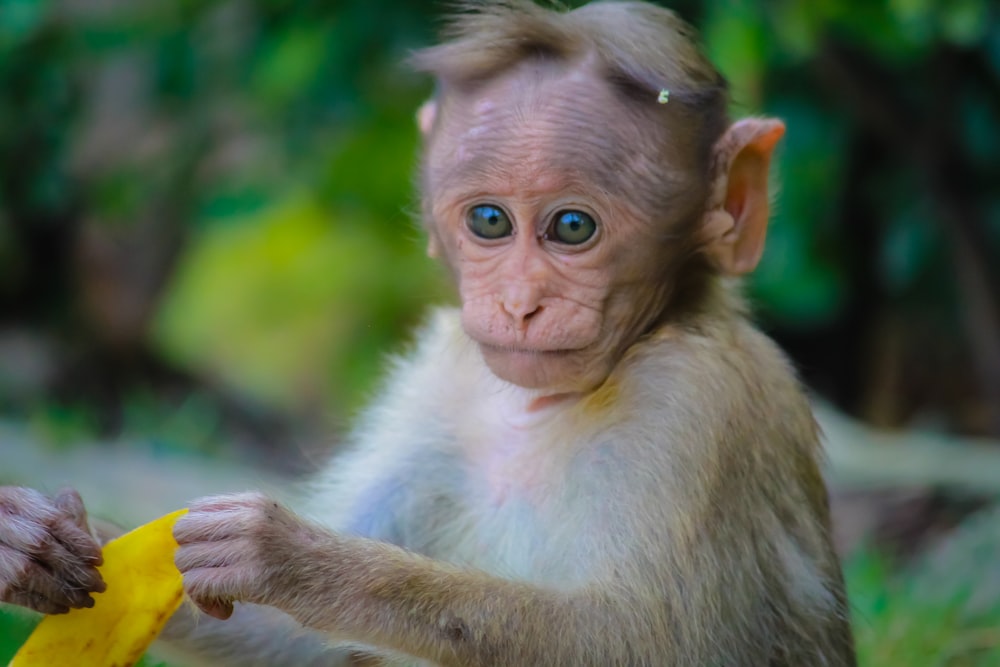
left=449, top=88, right=617, bottom=298
left=426, top=64, right=694, bottom=389
left=463, top=259, right=605, bottom=351
left=436, top=67, right=604, bottom=186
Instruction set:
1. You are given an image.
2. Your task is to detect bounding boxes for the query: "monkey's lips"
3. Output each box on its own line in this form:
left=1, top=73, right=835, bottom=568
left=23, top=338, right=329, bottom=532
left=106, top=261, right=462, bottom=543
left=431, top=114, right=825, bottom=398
left=479, top=342, right=582, bottom=362
left=478, top=342, right=579, bottom=357
left=476, top=342, right=600, bottom=390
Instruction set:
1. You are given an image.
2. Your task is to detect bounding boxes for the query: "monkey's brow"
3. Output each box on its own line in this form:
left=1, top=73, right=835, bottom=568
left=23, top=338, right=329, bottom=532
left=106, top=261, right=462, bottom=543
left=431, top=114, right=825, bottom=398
left=435, top=142, right=640, bottom=200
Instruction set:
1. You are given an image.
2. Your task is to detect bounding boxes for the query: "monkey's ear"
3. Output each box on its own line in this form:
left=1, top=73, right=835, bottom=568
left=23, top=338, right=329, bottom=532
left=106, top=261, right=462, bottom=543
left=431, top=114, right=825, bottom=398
left=417, top=99, right=438, bottom=135
left=701, top=118, right=785, bottom=275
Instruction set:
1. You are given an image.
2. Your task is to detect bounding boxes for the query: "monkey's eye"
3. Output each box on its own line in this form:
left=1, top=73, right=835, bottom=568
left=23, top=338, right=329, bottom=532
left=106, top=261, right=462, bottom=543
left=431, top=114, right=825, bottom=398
left=549, top=210, right=597, bottom=245
left=466, top=205, right=513, bottom=240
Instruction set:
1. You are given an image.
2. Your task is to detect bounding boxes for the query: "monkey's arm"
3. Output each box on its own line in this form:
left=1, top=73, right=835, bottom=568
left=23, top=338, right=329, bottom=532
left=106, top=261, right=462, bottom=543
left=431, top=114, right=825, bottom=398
left=175, top=492, right=721, bottom=667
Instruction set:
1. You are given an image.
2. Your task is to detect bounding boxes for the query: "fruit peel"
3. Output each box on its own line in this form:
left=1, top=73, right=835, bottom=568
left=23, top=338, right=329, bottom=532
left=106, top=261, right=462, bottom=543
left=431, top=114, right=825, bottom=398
left=10, top=508, right=189, bottom=667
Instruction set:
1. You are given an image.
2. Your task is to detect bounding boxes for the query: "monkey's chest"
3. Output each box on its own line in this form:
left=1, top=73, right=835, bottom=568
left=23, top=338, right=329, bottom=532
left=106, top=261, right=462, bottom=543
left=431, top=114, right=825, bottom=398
left=476, top=434, right=550, bottom=508
left=461, top=394, right=573, bottom=506
left=443, top=429, right=587, bottom=582
left=462, top=413, right=568, bottom=509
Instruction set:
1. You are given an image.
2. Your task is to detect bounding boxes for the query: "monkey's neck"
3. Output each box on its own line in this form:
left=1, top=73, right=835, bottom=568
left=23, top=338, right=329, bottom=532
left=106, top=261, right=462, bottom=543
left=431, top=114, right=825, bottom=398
left=495, top=389, right=581, bottom=429
left=656, top=271, right=750, bottom=335
left=525, top=392, right=581, bottom=413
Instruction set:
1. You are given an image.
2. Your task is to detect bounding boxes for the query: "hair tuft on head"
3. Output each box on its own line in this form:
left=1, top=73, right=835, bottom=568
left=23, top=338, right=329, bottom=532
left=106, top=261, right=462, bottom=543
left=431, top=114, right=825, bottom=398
left=411, top=1, right=727, bottom=137
left=410, top=0, right=581, bottom=87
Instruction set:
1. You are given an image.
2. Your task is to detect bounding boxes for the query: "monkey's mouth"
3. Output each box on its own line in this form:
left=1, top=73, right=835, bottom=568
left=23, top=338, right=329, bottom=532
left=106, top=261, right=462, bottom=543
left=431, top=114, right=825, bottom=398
left=478, top=342, right=578, bottom=357
left=477, top=340, right=605, bottom=390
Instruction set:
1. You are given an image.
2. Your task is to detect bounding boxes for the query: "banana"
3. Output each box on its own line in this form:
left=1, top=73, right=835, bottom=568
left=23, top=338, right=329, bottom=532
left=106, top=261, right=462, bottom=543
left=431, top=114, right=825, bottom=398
left=10, top=508, right=189, bottom=667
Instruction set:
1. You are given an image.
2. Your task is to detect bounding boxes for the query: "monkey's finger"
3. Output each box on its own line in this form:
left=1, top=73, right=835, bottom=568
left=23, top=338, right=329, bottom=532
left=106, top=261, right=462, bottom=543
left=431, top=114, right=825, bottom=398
left=185, top=492, right=269, bottom=513
left=49, top=515, right=104, bottom=567
left=182, top=565, right=256, bottom=614
left=2, top=553, right=99, bottom=611
left=195, top=598, right=235, bottom=621
left=53, top=488, right=89, bottom=533
left=28, top=558, right=101, bottom=610
left=40, top=536, right=107, bottom=596
left=5, top=588, right=73, bottom=615
left=175, top=541, right=249, bottom=572
left=174, top=508, right=264, bottom=543
left=0, top=490, right=100, bottom=567
left=18, top=513, right=104, bottom=591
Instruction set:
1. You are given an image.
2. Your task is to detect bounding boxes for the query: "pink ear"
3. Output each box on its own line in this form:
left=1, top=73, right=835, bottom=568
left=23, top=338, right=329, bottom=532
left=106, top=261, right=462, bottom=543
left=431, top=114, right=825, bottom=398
left=705, top=118, right=785, bottom=275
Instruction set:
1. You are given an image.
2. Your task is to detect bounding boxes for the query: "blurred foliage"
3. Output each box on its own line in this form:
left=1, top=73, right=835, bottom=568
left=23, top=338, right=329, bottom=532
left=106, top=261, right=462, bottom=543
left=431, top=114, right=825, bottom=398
left=156, top=196, right=449, bottom=414
left=713, top=0, right=999, bottom=324
left=848, top=548, right=1000, bottom=666
left=0, top=0, right=997, bottom=437
left=0, top=0, right=450, bottom=437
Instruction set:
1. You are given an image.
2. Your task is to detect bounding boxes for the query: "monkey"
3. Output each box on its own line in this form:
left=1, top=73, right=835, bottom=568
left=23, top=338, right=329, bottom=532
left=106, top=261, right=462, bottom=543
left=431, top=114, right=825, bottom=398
left=0, top=2, right=856, bottom=665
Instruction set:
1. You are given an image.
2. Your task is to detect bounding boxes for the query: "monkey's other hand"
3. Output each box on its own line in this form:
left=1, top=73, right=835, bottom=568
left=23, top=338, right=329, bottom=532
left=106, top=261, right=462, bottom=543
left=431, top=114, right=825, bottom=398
left=0, top=487, right=106, bottom=614
left=174, top=492, right=312, bottom=622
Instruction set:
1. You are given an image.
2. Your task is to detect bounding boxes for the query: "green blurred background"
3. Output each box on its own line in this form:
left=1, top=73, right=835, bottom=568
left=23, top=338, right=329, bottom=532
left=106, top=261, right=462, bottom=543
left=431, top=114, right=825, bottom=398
left=0, top=0, right=999, bottom=664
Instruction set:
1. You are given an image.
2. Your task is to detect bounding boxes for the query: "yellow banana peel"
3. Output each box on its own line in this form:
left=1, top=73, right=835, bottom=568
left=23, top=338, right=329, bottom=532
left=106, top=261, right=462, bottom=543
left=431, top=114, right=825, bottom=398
left=10, top=508, right=189, bottom=667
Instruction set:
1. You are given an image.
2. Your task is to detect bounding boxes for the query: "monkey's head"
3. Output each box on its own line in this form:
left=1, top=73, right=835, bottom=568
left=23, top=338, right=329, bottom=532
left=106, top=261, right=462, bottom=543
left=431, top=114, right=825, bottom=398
left=413, top=1, right=784, bottom=393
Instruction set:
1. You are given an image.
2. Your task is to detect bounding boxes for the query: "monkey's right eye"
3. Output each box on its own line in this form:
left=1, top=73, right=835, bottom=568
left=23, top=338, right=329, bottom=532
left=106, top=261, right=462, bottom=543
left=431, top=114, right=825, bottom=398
left=466, top=205, right=513, bottom=240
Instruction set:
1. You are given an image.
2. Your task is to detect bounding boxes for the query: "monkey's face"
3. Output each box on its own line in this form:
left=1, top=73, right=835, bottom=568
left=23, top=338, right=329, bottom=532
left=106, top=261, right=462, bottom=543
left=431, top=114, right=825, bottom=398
left=422, top=63, right=705, bottom=393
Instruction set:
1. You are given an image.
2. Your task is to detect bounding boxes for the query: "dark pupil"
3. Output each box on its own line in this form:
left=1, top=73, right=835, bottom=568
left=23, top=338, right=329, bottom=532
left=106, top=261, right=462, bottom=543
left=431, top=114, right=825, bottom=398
left=553, top=210, right=596, bottom=244
left=468, top=205, right=511, bottom=239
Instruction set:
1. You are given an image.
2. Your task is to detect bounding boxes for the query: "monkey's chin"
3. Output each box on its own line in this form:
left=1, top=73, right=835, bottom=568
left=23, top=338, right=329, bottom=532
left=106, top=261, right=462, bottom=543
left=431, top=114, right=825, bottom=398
left=478, top=344, right=603, bottom=392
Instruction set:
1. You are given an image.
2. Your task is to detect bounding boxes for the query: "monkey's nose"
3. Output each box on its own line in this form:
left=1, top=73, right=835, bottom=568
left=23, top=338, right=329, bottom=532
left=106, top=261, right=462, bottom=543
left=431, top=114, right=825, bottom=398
left=501, top=300, right=543, bottom=331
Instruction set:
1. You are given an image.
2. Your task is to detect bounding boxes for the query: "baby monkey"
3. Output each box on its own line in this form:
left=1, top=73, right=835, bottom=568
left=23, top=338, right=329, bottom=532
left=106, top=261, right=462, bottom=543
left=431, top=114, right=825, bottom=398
left=0, top=2, right=856, bottom=665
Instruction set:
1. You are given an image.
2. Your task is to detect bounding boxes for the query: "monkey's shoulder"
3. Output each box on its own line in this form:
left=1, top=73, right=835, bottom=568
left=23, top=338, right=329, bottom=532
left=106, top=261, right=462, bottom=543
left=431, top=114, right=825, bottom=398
left=624, top=315, right=812, bottom=418
left=603, top=315, right=823, bottom=481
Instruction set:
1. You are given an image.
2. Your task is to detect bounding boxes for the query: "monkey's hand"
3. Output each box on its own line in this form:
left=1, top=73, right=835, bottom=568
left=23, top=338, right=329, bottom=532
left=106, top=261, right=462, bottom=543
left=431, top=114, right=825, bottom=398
left=0, top=487, right=106, bottom=614
left=174, top=492, right=314, bottom=622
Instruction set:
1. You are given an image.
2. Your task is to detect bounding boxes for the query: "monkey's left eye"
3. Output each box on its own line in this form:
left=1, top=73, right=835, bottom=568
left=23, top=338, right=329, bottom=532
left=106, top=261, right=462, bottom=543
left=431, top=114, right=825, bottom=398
left=548, top=210, right=597, bottom=245
left=467, top=205, right=513, bottom=240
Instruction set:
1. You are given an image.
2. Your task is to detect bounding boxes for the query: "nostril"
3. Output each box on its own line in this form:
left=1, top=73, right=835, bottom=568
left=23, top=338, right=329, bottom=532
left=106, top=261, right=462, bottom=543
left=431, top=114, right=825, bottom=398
left=500, top=300, right=542, bottom=329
